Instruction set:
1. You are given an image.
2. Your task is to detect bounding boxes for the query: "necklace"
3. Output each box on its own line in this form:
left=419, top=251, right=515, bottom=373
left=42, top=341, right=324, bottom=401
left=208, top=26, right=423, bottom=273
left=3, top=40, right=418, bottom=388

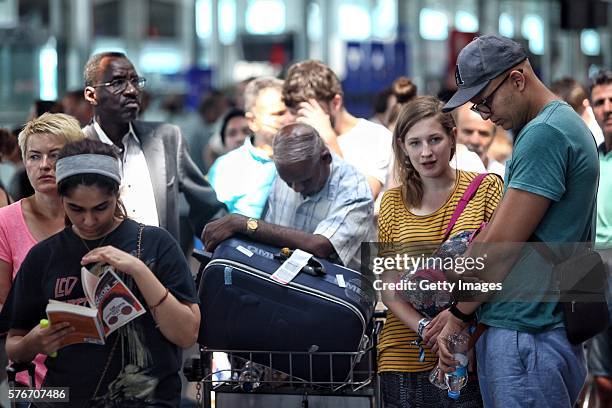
left=78, top=231, right=111, bottom=252
left=74, top=219, right=120, bottom=252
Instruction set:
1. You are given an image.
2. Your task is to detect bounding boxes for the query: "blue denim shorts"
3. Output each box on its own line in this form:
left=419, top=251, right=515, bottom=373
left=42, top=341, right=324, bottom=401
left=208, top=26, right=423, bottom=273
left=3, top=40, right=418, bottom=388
left=475, top=327, right=586, bottom=408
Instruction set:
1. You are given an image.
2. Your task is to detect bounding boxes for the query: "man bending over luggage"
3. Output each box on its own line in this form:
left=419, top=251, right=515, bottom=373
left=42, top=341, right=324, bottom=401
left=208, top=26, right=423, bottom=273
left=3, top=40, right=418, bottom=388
left=202, top=123, right=375, bottom=270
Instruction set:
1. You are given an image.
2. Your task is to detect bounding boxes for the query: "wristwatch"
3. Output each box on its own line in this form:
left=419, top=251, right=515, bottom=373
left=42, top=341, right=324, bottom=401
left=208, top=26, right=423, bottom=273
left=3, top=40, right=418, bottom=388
left=449, top=301, right=475, bottom=323
left=246, top=218, right=259, bottom=235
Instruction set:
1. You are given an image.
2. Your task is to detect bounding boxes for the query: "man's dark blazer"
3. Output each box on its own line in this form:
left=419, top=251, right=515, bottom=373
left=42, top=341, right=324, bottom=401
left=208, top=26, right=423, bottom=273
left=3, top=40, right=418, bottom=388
left=82, top=121, right=226, bottom=241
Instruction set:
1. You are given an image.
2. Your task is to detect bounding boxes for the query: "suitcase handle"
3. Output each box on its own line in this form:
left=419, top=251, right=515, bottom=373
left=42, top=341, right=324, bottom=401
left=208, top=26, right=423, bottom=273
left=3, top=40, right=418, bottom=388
left=301, top=262, right=326, bottom=277
left=274, top=249, right=327, bottom=277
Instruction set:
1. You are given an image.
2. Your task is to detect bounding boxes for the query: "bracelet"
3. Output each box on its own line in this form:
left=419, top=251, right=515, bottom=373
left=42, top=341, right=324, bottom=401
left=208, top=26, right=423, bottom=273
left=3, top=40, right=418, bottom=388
left=149, top=288, right=170, bottom=313
left=449, top=302, right=475, bottom=323
left=417, top=318, right=431, bottom=339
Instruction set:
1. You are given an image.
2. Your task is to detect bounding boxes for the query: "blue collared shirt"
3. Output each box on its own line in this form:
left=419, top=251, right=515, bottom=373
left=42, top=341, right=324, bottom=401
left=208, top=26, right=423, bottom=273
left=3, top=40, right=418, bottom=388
left=208, top=137, right=276, bottom=218
left=264, top=153, right=375, bottom=270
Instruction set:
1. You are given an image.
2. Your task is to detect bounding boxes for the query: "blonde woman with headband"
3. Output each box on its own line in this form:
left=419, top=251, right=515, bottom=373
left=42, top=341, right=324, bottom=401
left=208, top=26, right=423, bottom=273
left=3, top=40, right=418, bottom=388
left=0, top=112, right=84, bottom=389
left=3, top=139, right=200, bottom=407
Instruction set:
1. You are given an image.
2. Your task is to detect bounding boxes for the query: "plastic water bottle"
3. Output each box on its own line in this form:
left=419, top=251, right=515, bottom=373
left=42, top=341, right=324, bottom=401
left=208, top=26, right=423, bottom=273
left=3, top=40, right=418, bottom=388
left=428, top=364, right=448, bottom=390
left=444, top=332, right=469, bottom=400
left=238, top=361, right=264, bottom=392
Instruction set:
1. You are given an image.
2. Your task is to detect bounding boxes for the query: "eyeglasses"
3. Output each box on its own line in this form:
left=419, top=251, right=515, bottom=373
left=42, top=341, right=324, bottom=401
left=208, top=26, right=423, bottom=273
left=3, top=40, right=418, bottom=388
left=92, top=77, right=146, bottom=94
left=470, top=69, right=522, bottom=120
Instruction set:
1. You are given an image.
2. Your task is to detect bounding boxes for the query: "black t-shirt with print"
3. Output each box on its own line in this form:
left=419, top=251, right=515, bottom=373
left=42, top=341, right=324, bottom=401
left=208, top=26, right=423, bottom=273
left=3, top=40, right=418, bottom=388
left=5, top=219, right=198, bottom=407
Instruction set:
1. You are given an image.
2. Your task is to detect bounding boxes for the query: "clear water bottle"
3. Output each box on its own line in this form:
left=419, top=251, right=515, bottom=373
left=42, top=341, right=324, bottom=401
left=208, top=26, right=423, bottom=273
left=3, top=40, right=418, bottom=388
left=238, top=361, right=264, bottom=392
left=428, top=364, right=448, bottom=390
left=444, top=332, right=469, bottom=400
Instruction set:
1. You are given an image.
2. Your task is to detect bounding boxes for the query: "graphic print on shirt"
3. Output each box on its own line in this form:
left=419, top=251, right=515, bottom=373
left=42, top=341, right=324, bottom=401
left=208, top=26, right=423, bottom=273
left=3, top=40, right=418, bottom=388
left=54, top=277, right=88, bottom=306
left=93, top=253, right=159, bottom=406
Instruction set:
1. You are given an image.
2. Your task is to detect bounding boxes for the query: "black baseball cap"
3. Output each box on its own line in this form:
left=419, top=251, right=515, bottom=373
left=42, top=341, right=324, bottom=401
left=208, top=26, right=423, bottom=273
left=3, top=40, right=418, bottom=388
left=443, top=35, right=528, bottom=112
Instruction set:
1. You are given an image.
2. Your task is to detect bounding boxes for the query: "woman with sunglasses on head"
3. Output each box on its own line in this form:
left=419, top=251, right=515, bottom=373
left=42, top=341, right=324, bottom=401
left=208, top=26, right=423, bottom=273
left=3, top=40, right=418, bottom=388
left=0, top=113, right=84, bottom=390
left=377, top=96, right=503, bottom=407
left=3, top=139, right=200, bottom=407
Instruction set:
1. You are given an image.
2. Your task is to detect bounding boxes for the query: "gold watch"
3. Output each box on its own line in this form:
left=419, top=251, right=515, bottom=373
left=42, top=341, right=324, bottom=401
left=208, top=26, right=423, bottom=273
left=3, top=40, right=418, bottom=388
left=246, top=218, right=259, bottom=235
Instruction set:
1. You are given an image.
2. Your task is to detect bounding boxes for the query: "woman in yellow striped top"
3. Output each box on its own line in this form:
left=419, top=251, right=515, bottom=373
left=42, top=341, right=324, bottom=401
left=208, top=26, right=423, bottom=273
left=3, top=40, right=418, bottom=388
left=377, top=96, right=503, bottom=407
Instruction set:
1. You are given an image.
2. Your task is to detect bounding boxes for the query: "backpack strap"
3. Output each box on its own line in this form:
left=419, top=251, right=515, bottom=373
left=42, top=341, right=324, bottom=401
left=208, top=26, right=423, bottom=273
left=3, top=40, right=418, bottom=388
left=443, top=173, right=488, bottom=241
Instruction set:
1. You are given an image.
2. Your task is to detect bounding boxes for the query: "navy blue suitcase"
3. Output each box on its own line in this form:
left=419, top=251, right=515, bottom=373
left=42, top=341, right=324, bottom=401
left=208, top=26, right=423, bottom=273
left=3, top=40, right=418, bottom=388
left=196, top=237, right=376, bottom=383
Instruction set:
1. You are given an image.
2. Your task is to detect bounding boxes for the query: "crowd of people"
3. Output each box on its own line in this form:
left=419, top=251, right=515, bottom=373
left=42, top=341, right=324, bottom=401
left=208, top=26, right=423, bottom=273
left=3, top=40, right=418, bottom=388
left=0, top=33, right=610, bottom=407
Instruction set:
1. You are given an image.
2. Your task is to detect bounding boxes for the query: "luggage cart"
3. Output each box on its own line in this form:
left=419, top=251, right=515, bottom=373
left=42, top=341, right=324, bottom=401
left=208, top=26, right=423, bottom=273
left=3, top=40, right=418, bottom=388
left=184, top=313, right=385, bottom=408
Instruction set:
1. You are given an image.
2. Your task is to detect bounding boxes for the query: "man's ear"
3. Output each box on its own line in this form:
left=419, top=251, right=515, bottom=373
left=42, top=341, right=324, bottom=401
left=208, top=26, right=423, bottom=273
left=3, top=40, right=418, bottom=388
left=510, top=70, right=526, bottom=92
left=84, top=87, right=98, bottom=106
left=582, top=98, right=591, bottom=108
left=331, top=94, right=343, bottom=113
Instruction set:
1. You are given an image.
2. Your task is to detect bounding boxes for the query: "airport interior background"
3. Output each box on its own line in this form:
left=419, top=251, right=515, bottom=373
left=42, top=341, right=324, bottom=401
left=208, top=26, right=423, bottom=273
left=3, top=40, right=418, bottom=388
left=0, top=0, right=610, bottom=128
left=0, top=1, right=611, bottom=406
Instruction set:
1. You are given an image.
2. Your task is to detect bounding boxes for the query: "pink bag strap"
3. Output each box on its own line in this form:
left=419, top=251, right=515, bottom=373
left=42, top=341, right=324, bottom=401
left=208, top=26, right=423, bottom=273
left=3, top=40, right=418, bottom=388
left=443, top=173, right=488, bottom=241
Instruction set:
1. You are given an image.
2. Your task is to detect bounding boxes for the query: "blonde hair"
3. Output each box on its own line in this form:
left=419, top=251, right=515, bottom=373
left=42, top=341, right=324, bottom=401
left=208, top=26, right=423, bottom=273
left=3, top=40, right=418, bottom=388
left=18, top=113, right=85, bottom=160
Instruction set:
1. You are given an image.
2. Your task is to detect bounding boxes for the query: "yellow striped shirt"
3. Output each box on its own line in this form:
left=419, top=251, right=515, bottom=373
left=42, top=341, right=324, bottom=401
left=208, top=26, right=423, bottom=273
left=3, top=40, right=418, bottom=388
left=377, top=171, right=503, bottom=373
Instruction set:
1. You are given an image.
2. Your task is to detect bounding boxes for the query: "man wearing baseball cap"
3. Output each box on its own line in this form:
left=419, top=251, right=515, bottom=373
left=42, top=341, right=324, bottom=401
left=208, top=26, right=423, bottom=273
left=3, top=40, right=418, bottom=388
left=438, top=35, right=598, bottom=406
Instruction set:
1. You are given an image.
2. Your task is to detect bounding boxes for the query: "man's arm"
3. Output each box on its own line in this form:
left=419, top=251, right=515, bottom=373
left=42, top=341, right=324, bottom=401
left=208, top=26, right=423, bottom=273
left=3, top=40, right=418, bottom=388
left=202, top=214, right=335, bottom=258
left=450, top=187, right=551, bottom=312
left=437, top=187, right=550, bottom=370
left=175, top=127, right=228, bottom=236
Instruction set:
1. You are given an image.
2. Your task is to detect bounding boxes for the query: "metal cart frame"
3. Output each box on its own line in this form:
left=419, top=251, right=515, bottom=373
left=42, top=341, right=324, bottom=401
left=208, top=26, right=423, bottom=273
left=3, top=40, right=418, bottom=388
left=185, top=316, right=385, bottom=408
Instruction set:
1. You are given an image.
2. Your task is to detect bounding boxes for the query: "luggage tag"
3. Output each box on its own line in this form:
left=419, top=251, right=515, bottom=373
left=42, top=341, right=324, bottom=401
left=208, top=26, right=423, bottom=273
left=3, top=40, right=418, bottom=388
left=271, top=249, right=312, bottom=285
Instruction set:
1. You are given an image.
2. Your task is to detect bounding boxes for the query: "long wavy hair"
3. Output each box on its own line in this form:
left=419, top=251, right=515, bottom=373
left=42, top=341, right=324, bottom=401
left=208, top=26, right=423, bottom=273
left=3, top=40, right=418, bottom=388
left=392, top=96, right=456, bottom=208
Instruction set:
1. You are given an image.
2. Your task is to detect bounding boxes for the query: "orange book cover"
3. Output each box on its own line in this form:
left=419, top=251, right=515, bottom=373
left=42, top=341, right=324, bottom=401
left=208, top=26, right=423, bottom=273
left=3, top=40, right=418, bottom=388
left=45, top=263, right=146, bottom=349
left=46, top=301, right=105, bottom=347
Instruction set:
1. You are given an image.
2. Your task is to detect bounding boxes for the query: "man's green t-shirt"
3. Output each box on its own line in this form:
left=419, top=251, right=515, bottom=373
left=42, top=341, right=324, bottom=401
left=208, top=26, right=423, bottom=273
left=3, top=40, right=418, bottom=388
left=479, top=100, right=599, bottom=332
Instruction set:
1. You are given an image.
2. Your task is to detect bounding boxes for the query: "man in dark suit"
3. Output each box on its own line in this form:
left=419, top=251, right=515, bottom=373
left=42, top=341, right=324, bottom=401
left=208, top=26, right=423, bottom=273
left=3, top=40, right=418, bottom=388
left=82, top=52, right=225, bottom=243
